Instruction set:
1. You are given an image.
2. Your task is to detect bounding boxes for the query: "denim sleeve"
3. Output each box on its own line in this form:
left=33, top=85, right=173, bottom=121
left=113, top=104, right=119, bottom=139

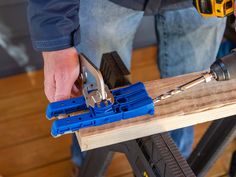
left=27, top=0, right=80, bottom=51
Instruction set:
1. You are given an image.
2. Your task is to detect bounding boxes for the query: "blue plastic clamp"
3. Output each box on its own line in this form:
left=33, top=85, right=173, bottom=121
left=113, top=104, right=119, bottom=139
left=46, top=82, right=155, bottom=137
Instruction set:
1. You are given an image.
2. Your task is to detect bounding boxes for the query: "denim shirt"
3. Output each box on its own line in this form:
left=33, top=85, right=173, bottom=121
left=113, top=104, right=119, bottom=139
left=27, top=0, right=191, bottom=52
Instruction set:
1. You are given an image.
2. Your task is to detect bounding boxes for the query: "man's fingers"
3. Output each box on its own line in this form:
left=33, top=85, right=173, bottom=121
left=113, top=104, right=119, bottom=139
left=42, top=47, right=80, bottom=102
left=54, top=74, right=74, bottom=101
left=54, top=67, right=80, bottom=101
left=44, top=68, right=56, bottom=102
left=44, top=79, right=56, bottom=102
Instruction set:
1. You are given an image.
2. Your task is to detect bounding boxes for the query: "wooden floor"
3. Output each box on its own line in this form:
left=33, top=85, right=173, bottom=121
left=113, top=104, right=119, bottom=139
left=0, top=46, right=235, bottom=177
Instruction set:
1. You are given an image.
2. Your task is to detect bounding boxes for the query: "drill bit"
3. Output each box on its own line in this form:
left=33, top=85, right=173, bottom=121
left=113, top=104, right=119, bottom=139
left=153, top=72, right=215, bottom=105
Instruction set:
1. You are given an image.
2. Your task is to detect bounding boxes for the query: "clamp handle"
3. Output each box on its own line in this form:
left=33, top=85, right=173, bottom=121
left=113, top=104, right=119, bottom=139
left=79, top=54, right=114, bottom=107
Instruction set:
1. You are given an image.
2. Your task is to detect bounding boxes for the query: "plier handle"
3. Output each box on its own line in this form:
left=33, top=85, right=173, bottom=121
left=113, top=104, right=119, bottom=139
left=79, top=54, right=114, bottom=108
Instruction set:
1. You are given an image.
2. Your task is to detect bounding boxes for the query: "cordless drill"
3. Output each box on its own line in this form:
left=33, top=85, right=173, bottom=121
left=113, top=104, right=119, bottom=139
left=153, top=50, right=236, bottom=104
left=193, top=0, right=234, bottom=18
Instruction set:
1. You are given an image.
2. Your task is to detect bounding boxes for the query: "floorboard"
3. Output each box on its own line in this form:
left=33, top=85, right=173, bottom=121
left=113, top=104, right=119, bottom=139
left=12, top=160, right=72, bottom=177
left=0, top=71, right=43, bottom=97
left=0, top=88, right=47, bottom=123
left=0, top=111, right=50, bottom=149
left=0, top=136, right=71, bottom=176
left=131, top=46, right=159, bottom=83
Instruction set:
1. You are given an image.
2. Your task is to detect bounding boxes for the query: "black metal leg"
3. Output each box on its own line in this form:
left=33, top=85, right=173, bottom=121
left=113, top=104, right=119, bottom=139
left=116, top=140, right=157, bottom=177
left=78, top=148, right=114, bottom=177
left=229, top=151, right=236, bottom=177
left=134, top=133, right=196, bottom=177
left=79, top=133, right=196, bottom=177
left=106, top=133, right=196, bottom=177
left=188, top=116, right=236, bottom=177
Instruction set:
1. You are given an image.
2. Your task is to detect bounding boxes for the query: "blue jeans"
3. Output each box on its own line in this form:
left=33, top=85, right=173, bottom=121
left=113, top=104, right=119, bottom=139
left=73, top=0, right=226, bottom=165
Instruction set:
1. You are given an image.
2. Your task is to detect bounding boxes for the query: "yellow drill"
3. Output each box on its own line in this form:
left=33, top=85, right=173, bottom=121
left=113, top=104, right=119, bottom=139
left=193, top=0, right=234, bottom=18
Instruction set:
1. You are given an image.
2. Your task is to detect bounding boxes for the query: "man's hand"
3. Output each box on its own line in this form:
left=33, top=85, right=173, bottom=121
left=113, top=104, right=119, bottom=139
left=42, top=47, right=80, bottom=102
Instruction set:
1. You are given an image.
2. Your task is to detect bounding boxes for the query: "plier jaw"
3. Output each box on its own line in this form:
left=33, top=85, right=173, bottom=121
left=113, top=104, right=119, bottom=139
left=79, top=54, right=114, bottom=108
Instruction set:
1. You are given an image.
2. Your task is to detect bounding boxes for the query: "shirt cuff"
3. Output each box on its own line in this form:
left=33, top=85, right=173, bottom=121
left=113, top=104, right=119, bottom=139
left=32, top=27, right=80, bottom=52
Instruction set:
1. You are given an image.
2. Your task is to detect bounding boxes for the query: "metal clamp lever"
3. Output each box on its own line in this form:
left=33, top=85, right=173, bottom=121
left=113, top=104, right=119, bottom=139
left=79, top=54, right=114, bottom=107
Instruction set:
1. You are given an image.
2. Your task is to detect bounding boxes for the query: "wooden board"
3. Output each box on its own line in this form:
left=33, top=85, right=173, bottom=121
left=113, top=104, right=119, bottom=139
left=76, top=72, right=236, bottom=151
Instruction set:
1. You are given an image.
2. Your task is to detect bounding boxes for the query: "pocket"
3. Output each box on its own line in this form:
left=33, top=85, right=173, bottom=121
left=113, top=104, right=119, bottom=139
left=160, top=7, right=226, bottom=34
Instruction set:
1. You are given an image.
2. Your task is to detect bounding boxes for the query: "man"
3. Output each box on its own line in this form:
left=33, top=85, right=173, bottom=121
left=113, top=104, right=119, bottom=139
left=27, top=0, right=226, bottom=174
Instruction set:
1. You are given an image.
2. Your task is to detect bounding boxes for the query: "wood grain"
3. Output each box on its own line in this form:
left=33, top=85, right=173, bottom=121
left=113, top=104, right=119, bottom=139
left=12, top=160, right=72, bottom=177
left=0, top=71, right=47, bottom=123
left=0, top=136, right=71, bottom=176
left=76, top=72, right=236, bottom=151
left=0, top=111, right=51, bottom=149
left=0, top=71, right=43, bottom=97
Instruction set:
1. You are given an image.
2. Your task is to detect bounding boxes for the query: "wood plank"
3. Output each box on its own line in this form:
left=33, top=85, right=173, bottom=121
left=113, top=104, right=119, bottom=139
left=0, top=136, right=71, bottom=176
left=0, top=71, right=51, bottom=149
left=0, top=70, right=44, bottom=98
left=0, top=88, right=47, bottom=123
left=76, top=72, right=236, bottom=151
left=0, top=111, right=51, bottom=149
left=0, top=70, right=47, bottom=123
left=11, top=153, right=133, bottom=177
left=12, top=160, right=72, bottom=177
